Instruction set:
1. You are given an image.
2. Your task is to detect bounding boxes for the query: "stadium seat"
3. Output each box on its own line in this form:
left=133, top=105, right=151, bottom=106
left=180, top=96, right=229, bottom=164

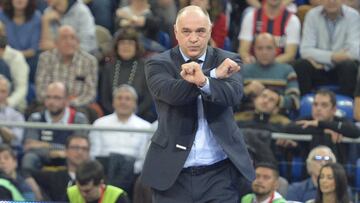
left=299, top=93, right=354, bottom=120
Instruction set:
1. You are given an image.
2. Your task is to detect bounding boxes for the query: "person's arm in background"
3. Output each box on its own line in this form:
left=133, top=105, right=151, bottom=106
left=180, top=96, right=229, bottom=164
left=354, top=96, right=360, bottom=121
left=238, top=10, right=256, bottom=64
left=278, top=65, right=300, bottom=111
left=39, top=9, right=59, bottom=51
left=35, top=52, right=53, bottom=102
left=275, top=15, right=300, bottom=63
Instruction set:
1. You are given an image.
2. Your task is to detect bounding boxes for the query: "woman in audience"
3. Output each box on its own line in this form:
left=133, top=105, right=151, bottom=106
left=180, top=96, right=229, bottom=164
left=307, top=163, right=350, bottom=203
left=0, top=0, right=41, bottom=83
left=99, top=27, right=155, bottom=122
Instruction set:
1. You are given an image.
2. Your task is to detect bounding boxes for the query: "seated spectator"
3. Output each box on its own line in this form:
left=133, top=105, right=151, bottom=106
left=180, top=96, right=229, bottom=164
left=190, top=0, right=228, bottom=48
left=0, top=75, right=24, bottom=148
left=0, top=21, right=29, bottom=111
left=90, top=85, right=151, bottom=196
left=22, top=82, right=88, bottom=172
left=236, top=88, right=291, bottom=129
left=307, top=163, right=350, bottom=203
left=40, top=0, right=98, bottom=53
left=0, top=0, right=41, bottom=83
left=67, top=160, right=130, bottom=203
left=240, top=33, right=300, bottom=114
left=115, top=0, right=165, bottom=52
left=151, top=0, right=177, bottom=44
left=354, top=78, right=360, bottom=121
left=31, top=135, right=90, bottom=201
left=35, top=25, right=99, bottom=122
left=238, top=0, right=300, bottom=64
left=293, top=0, right=360, bottom=97
left=0, top=169, right=25, bottom=201
left=286, top=145, right=336, bottom=202
left=99, top=27, right=155, bottom=122
left=284, top=89, right=360, bottom=163
left=0, top=144, right=42, bottom=200
left=241, top=162, right=286, bottom=203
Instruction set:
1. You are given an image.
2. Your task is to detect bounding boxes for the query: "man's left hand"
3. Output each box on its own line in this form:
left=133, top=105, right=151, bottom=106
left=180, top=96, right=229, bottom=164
left=324, top=129, right=343, bottom=144
left=215, top=58, right=240, bottom=79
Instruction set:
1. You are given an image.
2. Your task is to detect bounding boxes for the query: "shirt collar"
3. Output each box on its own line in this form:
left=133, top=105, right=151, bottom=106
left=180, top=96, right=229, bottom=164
left=179, top=47, right=206, bottom=63
left=321, top=5, right=344, bottom=20
left=45, top=107, right=70, bottom=124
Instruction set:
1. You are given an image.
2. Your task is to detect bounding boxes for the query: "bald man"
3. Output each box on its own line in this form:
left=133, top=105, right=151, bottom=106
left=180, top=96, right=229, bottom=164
left=22, top=82, right=88, bottom=172
left=141, top=6, right=254, bottom=202
left=240, top=33, right=300, bottom=114
left=35, top=25, right=98, bottom=109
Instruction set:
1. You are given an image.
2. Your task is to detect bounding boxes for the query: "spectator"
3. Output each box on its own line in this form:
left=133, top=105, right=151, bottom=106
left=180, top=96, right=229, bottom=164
left=0, top=169, right=24, bottom=201
left=286, top=145, right=336, bottom=202
left=190, top=0, right=228, bottom=48
left=0, top=75, right=24, bottom=148
left=85, top=0, right=119, bottom=33
left=296, top=0, right=322, bottom=25
left=22, top=82, right=88, bottom=171
left=0, top=144, right=42, bottom=200
left=91, top=85, right=151, bottom=195
left=284, top=89, right=360, bottom=163
left=115, top=0, right=165, bottom=52
left=0, top=20, right=29, bottom=111
left=40, top=0, right=98, bottom=53
left=99, top=27, right=154, bottom=122
left=238, top=0, right=300, bottom=64
left=35, top=25, right=99, bottom=122
left=241, top=162, right=287, bottom=203
left=67, top=160, right=130, bottom=203
left=240, top=33, right=300, bottom=114
left=151, top=0, right=177, bottom=44
left=0, top=0, right=41, bottom=83
left=307, top=163, right=350, bottom=203
left=31, top=135, right=90, bottom=201
left=354, top=78, right=360, bottom=121
left=293, top=0, right=360, bottom=97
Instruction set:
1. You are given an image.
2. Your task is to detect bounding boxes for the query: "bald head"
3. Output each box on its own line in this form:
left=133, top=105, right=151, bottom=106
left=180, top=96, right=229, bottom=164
left=254, top=33, right=277, bottom=65
left=47, top=82, right=68, bottom=97
left=57, top=25, right=77, bottom=40
left=56, top=25, right=79, bottom=57
left=175, top=5, right=211, bottom=29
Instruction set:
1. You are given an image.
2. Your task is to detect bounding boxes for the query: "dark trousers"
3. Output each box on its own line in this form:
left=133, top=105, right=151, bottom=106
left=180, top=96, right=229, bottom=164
left=152, top=160, right=251, bottom=203
left=293, top=59, right=358, bottom=96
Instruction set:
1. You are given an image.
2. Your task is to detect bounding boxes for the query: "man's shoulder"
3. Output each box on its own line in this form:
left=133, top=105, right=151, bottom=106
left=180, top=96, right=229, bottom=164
left=92, top=114, right=116, bottom=126
left=28, top=111, right=45, bottom=122
left=147, top=49, right=173, bottom=62
left=130, top=114, right=152, bottom=127
left=73, top=111, right=88, bottom=124
left=288, top=178, right=312, bottom=190
left=77, top=50, right=97, bottom=62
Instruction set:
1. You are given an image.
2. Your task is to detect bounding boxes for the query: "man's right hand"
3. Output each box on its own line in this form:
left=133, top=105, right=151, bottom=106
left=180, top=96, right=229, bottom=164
left=42, top=10, right=60, bottom=22
left=215, top=58, right=241, bottom=79
left=331, top=50, right=352, bottom=63
left=180, top=62, right=207, bottom=86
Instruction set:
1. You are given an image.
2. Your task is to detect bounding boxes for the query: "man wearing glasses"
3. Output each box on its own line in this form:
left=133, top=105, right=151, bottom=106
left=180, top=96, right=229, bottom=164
left=31, top=135, right=91, bottom=201
left=22, top=82, right=88, bottom=172
left=286, top=146, right=336, bottom=202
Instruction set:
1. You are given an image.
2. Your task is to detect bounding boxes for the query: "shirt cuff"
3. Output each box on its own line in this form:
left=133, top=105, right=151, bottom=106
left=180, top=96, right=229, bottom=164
left=199, top=77, right=210, bottom=94
left=210, top=69, right=217, bottom=79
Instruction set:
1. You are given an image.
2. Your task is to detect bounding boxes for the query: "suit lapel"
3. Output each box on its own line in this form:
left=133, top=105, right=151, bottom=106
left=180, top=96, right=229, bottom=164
left=202, top=47, right=217, bottom=76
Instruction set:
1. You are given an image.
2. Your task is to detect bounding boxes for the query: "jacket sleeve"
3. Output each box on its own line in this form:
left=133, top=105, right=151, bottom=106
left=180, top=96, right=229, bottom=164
left=318, top=120, right=360, bottom=138
left=145, top=58, right=200, bottom=106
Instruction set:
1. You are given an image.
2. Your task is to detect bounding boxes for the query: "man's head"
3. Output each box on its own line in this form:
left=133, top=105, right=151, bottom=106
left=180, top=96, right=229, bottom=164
left=46, top=0, right=68, bottom=14
left=306, top=146, right=336, bottom=180
left=323, top=0, right=343, bottom=18
left=56, top=25, right=79, bottom=58
left=252, top=162, right=279, bottom=199
left=254, top=33, right=277, bottom=66
left=65, top=135, right=90, bottom=169
left=312, top=89, right=337, bottom=122
left=0, top=75, right=10, bottom=106
left=0, top=144, right=17, bottom=177
left=174, top=5, right=212, bottom=60
left=112, top=84, right=138, bottom=119
left=254, top=88, right=280, bottom=114
left=44, top=82, right=69, bottom=117
left=75, top=160, right=104, bottom=202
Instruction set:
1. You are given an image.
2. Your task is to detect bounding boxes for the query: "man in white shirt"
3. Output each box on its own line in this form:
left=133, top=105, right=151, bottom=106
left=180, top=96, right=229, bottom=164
left=90, top=84, right=151, bottom=195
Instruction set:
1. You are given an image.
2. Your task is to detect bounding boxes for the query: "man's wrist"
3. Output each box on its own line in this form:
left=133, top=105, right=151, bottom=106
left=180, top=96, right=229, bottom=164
left=198, top=77, right=208, bottom=88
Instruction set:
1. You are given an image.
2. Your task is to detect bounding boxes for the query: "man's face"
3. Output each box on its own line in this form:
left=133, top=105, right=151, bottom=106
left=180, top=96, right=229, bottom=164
left=174, top=9, right=211, bottom=59
left=56, top=27, right=79, bottom=57
left=323, top=0, right=343, bottom=16
left=252, top=167, right=278, bottom=197
left=308, top=148, right=334, bottom=178
left=44, top=85, right=68, bottom=116
left=0, top=80, right=9, bottom=105
left=254, top=89, right=279, bottom=114
left=0, top=151, right=17, bottom=176
left=66, top=138, right=90, bottom=168
left=77, top=181, right=101, bottom=202
left=312, top=94, right=336, bottom=121
left=113, top=90, right=137, bottom=119
left=254, top=37, right=276, bottom=66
